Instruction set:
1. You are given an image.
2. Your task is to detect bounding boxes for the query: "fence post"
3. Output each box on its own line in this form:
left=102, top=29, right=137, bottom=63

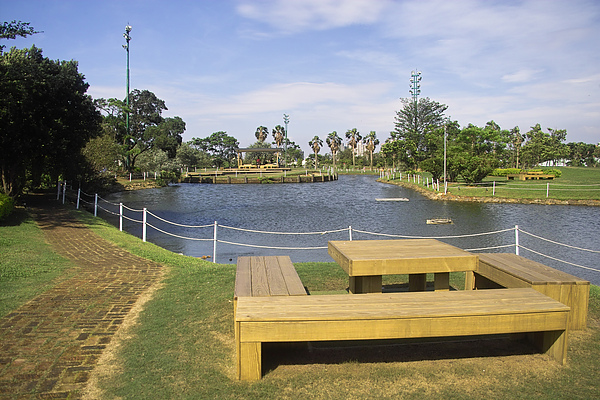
left=77, top=188, right=81, bottom=209
left=62, top=181, right=66, bottom=204
left=57, top=179, right=61, bottom=200
left=213, top=221, right=218, bottom=263
left=493, top=181, right=496, bottom=196
left=546, top=182, right=549, bottom=198
left=143, top=208, right=147, bottom=242
left=119, top=203, right=123, bottom=232
left=515, top=225, right=519, bottom=255
left=94, top=194, right=98, bottom=217
left=349, top=226, right=352, bottom=241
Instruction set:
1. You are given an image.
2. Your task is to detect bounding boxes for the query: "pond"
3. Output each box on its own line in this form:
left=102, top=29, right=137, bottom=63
left=102, top=174, right=600, bottom=285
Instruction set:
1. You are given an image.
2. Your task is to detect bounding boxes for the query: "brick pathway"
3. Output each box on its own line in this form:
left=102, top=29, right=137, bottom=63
left=0, top=197, right=164, bottom=399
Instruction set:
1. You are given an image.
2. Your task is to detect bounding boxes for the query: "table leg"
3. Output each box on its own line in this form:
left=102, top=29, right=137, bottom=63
left=408, top=273, right=427, bottom=291
left=349, top=275, right=382, bottom=294
left=434, top=272, right=450, bottom=291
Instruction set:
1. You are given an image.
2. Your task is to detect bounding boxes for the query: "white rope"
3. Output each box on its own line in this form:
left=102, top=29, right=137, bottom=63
left=79, top=198, right=94, bottom=205
left=519, top=246, right=600, bottom=273
left=79, top=190, right=95, bottom=198
left=352, top=227, right=514, bottom=240
left=97, top=196, right=120, bottom=207
left=96, top=205, right=119, bottom=216
left=122, top=204, right=143, bottom=212
left=465, top=244, right=515, bottom=252
left=219, top=224, right=350, bottom=235
left=146, top=223, right=213, bottom=241
left=122, top=214, right=142, bottom=223
left=519, top=229, right=600, bottom=253
left=146, top=210, right=213, bottom=228
left=217, top=239, right=328, bottom=250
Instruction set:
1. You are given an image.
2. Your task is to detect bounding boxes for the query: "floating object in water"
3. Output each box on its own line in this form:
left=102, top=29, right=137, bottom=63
left=427, top=218, right=453, bottom=225
left=375, top=198, right=409, bottom=202
left=201, top=255, right=212, bottom=259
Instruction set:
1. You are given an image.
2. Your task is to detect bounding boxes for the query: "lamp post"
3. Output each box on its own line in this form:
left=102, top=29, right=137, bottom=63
left=123, top=25, right=132, bottom=137
left=283, top=114, right=289, bottom=167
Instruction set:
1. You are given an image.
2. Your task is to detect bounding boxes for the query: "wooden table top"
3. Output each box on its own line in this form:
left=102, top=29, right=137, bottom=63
left=328, top=239, right=478, bottom=277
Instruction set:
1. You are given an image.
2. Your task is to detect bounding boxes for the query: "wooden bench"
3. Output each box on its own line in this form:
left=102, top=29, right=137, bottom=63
left=235, top=288, right=570, bottom=380
left=471, top=253, right=589, bottom=330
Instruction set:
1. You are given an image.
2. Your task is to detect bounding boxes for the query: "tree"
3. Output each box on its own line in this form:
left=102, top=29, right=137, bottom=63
left=364, top=131, right=379, bottom=170
left=0, top=20, right=40, bottom=52
left=191, top=131, right=239, bottom=168
left=0, top=46, right=101, bottom=197
left=452, top=123, right=503, bottom=183
left=82, top=133, right=122, bottom=174
left=144, top=116, right=185, bottom=158
left=508, top=126, right=524, bottom=169
left=521, top=124, right=568, bottom=167
left=255, top=126, right=268, bottom=143
left=309, top=136, right=323, bottom=168
left=326, top=131, right=342, bottom=169
left=272, top=125, right=285, bottom=147
left=390, top=97, right=448, bottom=170
left=345, top=128, right=362, bottom=168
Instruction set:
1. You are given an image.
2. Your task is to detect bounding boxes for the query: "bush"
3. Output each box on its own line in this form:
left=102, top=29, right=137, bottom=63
left=0, top=193, right=15, bottom=221
left=490, top=168, right=521, bottom=176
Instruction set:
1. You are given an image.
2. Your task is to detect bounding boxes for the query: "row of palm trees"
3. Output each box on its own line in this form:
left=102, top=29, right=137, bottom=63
left=310, top=129, right=379, bottom=169
left=253, top=125, right=379, bottom=169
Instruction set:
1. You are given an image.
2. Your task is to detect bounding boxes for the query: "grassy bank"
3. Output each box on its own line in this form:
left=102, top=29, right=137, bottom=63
left=2, top=206, right=599, bottom=399
left=0, top=207, right=75, bottom=317
left=383, top=167, right=600, bottom=202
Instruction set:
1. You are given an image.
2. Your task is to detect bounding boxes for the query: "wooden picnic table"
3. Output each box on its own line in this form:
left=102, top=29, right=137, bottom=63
left=328, top=239, right=478, bottom=294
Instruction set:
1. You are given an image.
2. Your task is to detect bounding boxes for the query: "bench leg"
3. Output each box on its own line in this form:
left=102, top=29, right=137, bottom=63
left=238, top=342, right=262, bottom=380
left=349, top=275, right=382, bottom=294
left=464, top=271, right=475, bottom=290
left=531, top=330, right=568, bottom=365
left=434, top=272, right=450, bottom=291
left=409, top=273, right=427, bottom=291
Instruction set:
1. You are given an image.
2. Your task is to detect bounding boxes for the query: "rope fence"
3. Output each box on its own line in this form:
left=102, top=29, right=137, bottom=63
left=59, top=184, right=600, bottom=275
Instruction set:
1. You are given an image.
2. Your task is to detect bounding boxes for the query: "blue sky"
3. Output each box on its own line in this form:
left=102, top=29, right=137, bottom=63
left=3, top=0, right=599, bottom=155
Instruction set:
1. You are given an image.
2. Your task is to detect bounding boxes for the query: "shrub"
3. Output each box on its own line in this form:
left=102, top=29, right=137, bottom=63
left=0, top=193, right=15, bottom=221
left=490, top=168, right=521, bottom=176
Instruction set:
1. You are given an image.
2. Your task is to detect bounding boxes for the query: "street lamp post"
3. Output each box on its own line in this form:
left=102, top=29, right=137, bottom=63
left=123, top=25, right=132, bottom=136
left=283, top=114, right=289, bottom=167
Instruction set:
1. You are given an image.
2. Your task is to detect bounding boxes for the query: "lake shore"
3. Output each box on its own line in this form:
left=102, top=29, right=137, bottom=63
left=379, top=178, right=600, bottom=207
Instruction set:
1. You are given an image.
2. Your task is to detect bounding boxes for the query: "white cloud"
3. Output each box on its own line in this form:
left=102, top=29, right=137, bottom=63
left=502, top=69, right=544, bottom=83
left=236, top=0, right=391, bottom=33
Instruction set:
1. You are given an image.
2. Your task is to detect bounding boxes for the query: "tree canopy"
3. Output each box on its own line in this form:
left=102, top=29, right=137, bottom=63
left=1, top=45, right=101, bottom=196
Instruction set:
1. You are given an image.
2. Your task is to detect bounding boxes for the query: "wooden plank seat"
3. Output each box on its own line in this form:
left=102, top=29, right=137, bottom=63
left=235, top=288, right=570, bottom=380
left=472, top=253, right=590, bottom=330
left=234, top=256, right=307, bottom=302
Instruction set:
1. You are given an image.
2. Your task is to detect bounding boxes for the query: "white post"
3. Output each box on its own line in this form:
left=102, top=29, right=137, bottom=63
left=94, top=194, right=98, bottom=217
left=493, top=181, right=496, bottom=196
left=213, top=221, right=218, bottom=263
left=57, top=179, right=61, bottom=200
left=546, top=182, right=550, bottom=198
left=129, top=173, right=132, bottom=182
left=349, top=226, right=352, bottom=241
left=62, top=181, right=66, bottom=204
left=119, top=203, right=123, bottom=231
left=143, top=208, right=147, bottom=242
left=77, top=188, right=81, bottom=209
left=515, top=225, right=519, bottom=255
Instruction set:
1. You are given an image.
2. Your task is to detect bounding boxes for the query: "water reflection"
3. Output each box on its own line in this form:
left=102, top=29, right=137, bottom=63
left=104, top=175, right=600, bottom=284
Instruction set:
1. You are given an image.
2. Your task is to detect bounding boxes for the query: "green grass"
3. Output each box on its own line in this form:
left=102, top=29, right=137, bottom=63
left=3, top=207, right=600, bottom=399
left=0, top=207, right=76, bottom=317
left=385, top=167, right=600, bottom=201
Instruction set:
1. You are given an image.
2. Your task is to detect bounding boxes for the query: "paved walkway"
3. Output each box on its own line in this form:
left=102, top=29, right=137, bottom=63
left=0, top=197, right=164, bottom=399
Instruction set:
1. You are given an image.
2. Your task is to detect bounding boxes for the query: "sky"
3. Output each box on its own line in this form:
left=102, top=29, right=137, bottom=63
left=3, top=0, right=600, bottom=156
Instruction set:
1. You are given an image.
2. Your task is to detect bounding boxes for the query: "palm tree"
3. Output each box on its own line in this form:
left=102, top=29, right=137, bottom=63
left=255, top=126, right=268, bottom=143
left=364, top=131, right=379, bottom=170
left=326, top=131, right=342, bottom=169
left=272, top=125, right=285, bottom=165
left=309, top=135, right=323, bottom=168
left=345, top=128, right=362, bottom=168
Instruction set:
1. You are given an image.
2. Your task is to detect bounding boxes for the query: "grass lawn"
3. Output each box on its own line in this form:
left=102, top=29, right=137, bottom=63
left=385, top=167, right=600, bottom=201
left=2, top=206, right=599, bottom=399
left=0, top=207, right=76, bottom=317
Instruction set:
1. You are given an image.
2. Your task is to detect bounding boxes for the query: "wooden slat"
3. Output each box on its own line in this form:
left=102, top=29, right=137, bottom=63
left=234, top=257, right=252, bottom=298
left=236, top=288, right=569, bottom=322
left=276, top=256, right=307, bottom=296
left=250, top=256, right=270, bottom=297
left=264, top=256, right=288, bottom=296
